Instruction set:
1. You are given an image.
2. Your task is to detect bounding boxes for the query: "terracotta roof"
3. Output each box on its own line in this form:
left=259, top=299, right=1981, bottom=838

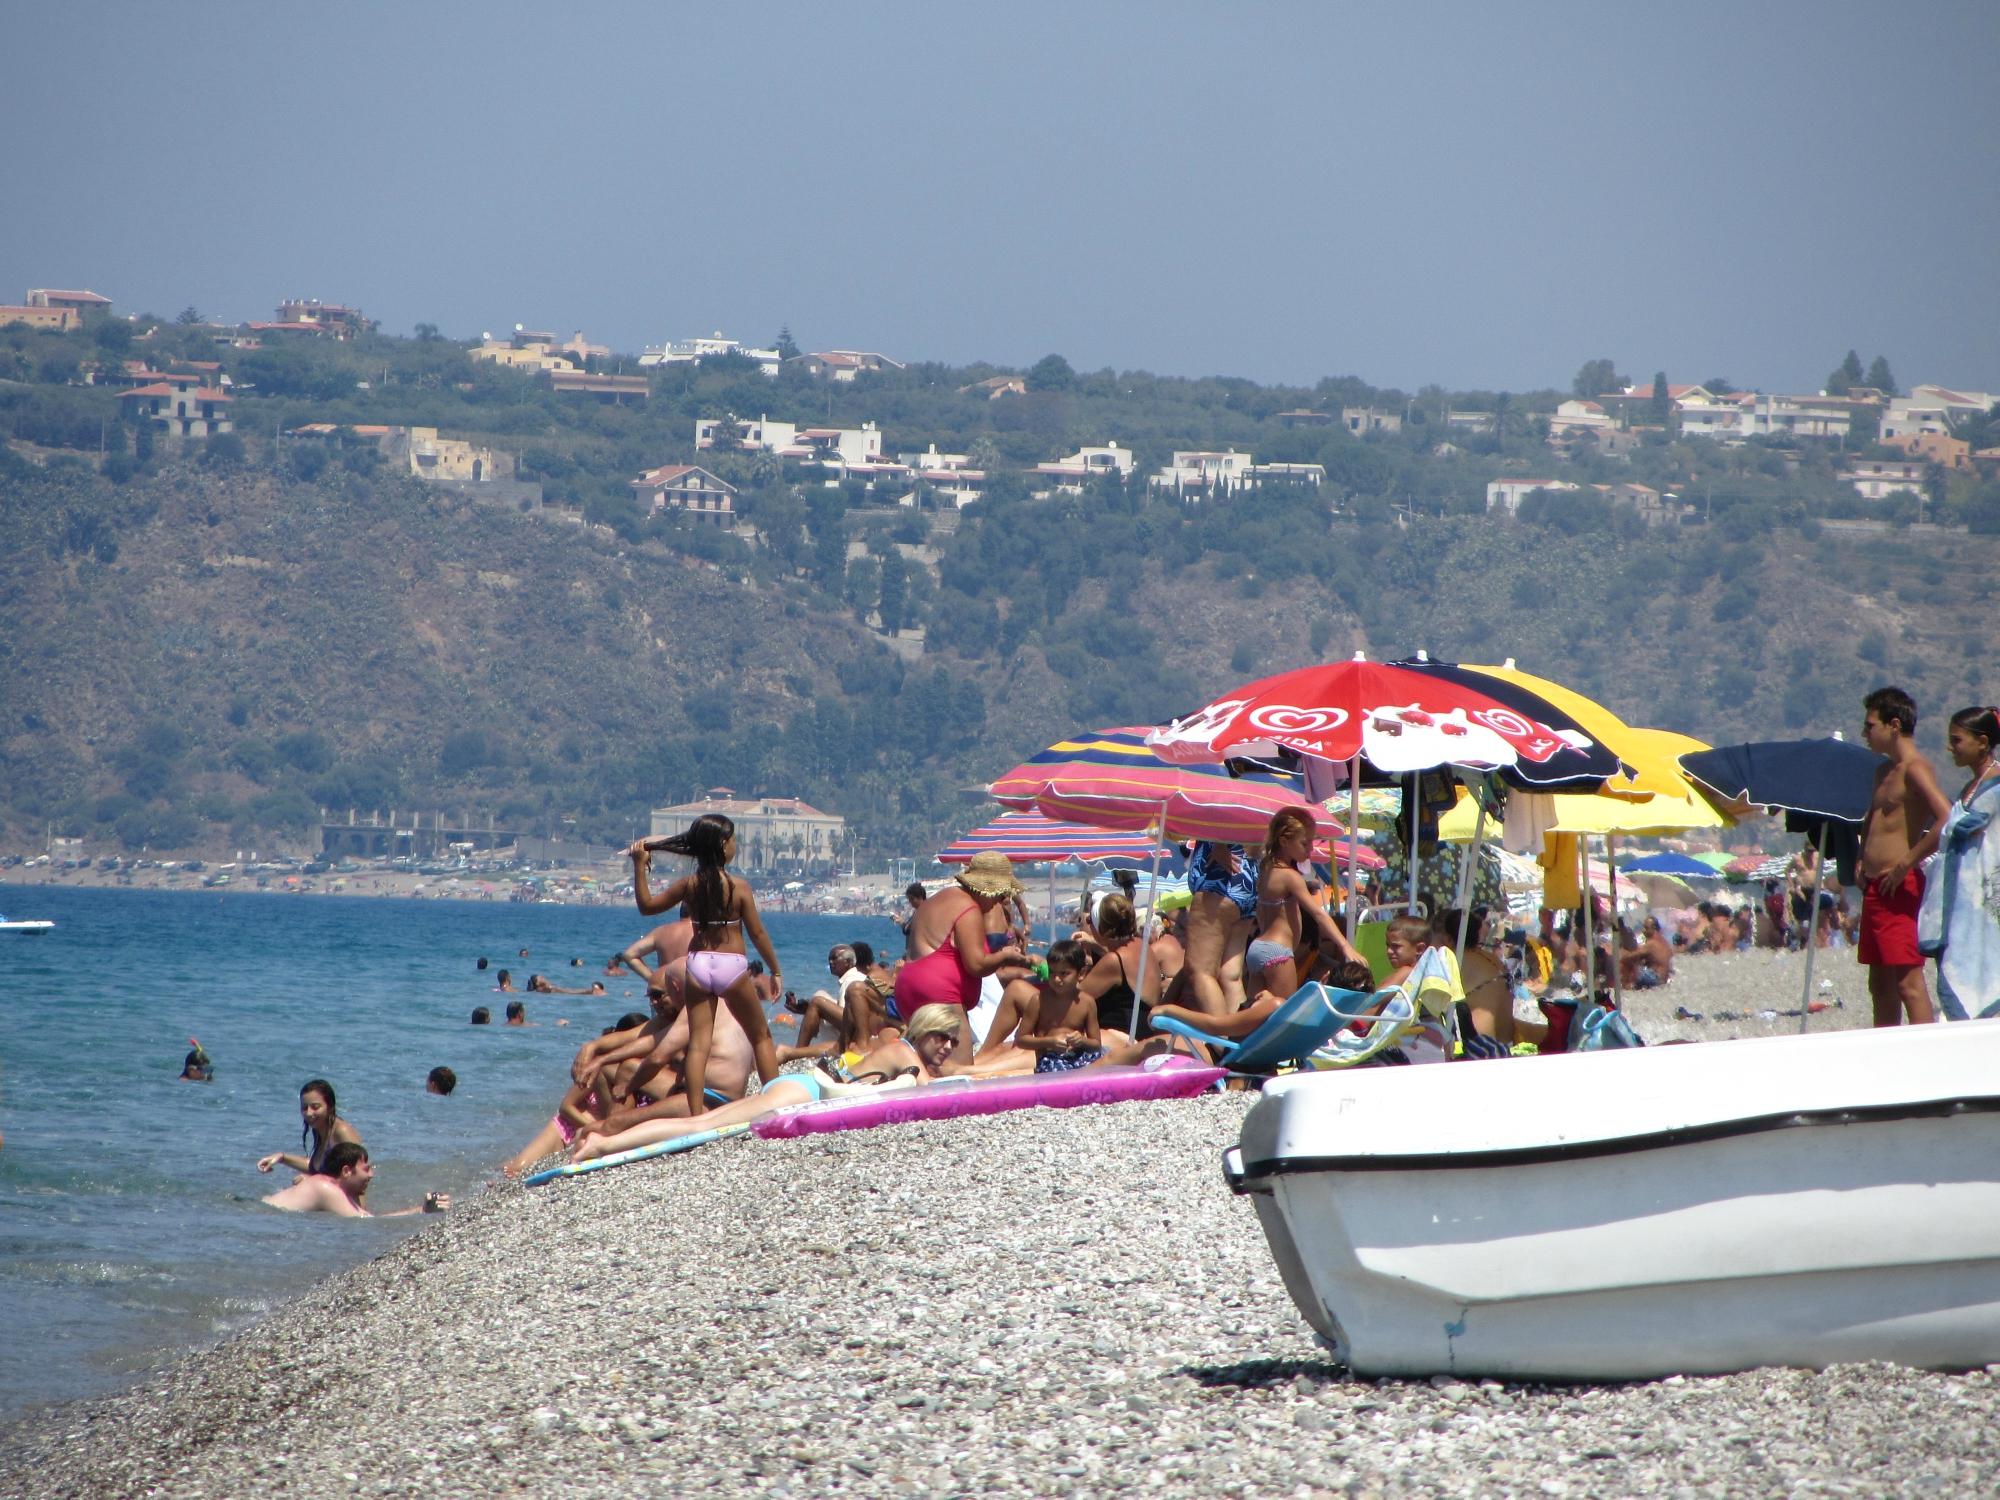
left=119, top=383, right=176, bottom=399
left=188, top=388, right=231, bottom=402
left=350, top=424, right=391, bottom=435
left=32, top=289, right=112, bottom=303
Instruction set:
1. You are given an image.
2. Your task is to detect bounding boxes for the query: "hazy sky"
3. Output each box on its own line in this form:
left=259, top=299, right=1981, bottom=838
left=5, top=3, right=1996, bottom=394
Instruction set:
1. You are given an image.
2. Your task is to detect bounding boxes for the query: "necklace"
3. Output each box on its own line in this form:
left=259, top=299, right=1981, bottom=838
left=1965, top=759, right=1998, bottom=806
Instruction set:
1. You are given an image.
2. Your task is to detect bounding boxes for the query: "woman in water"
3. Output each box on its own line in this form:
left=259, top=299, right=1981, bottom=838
left=630, top=814, right=783, bottom=1115
left=896, top=851, right=1028, bottom=1058
left=256, top=1078, right=361, bottom=1177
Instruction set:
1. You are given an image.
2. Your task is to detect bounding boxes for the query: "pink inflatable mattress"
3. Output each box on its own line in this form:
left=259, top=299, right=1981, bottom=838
left=751, top=1054, right=1224, bottom=1139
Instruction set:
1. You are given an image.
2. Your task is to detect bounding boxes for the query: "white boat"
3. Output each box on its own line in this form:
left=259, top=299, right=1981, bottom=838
left=1225, top=1021, right=2000, bottom=1380
left=0, top=918, right=54, bottom=934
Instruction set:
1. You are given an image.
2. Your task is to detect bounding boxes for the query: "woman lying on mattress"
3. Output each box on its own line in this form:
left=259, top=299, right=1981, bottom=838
left=567, top=1001, right=1181, bottom=1164
left=568, top=1003, right=968, bottom=1163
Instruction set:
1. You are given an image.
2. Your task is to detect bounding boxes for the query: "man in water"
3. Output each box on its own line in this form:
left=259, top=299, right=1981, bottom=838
left=1859, top=686, right=1952, bottom=1026
left=262, top=1143, right=450, bottom=1217
left=505, top=1000, right=531, bottom=1026
left=179, top=1038, right=213, bottom=1082
left=426, top=1066, right=457, bottom=1096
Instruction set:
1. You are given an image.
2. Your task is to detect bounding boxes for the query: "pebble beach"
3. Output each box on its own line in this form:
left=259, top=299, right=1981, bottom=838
left=6, top=947, right=1995, bottom=1500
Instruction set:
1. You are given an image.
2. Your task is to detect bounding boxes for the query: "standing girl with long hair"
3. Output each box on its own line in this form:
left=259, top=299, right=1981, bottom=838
left=629, top=813, right=783, bottom=1114
left=1246, top=806, right=1363, bottom=1004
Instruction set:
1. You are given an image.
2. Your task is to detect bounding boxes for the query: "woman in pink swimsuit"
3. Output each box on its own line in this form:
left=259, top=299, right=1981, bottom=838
left=629, top=814, right=783, bottom=1116
left=899, top=851, right=1029, bottom=1059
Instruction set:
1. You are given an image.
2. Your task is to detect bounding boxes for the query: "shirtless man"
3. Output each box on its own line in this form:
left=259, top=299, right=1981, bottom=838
left=611, top=918, right=694, bottom=987
left=1859, top=686, right=1952, bottom=1026
left=576, top=958, right=756, bottom=1120
left=1432, top=909, right=1515, bottom=1042
left=263, top=1143, right=449, bottom=1217
left=1618, top=916, right=1674, bottom=989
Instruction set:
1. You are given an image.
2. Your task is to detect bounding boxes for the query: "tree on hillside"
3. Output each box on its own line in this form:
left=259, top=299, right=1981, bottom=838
left=1028, top=353, right=1075, bottom=392
left=1702, top=375, right=1736, bottom=396
left=1648, top=372, right=1671, bottom=427
left=877, top=548, right=910, bottom=634
left=1572, top=358, right=1626, bottom=398
left=176, top=306, right=203, bottom=325
left=774, top=325, right=800, bottom=361
left=414, top=322, right=441, bottom=342
left=1826, top=349, right=1864, bottom=395
left=1864, top=355, right=1897, bottom=396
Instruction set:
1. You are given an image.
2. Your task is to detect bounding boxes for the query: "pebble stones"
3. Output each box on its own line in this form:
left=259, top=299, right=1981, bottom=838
left=3, top=1093, right=1997, bottom=1498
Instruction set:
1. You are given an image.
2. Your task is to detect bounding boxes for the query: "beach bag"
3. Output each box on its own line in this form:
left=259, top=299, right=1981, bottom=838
left=1576, top=1004, right=1645, bottom=1051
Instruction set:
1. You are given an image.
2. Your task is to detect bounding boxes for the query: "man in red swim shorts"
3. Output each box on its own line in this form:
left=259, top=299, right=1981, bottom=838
left=1858, top=687, right=1951, bottom=1027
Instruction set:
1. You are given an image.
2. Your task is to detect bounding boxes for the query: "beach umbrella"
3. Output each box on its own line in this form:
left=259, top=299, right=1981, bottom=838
left=1690, top=851, right=1736, bottom=873
left=937, top=810, right=1182, bottom=947
left=1681, top=735, right=1887, bottom=1030
left=1620, top=851, right=1725, bottom=880
left=1624, top=870, right=1700, bottom=908
left=989, top=726, right=1383, bottom=1021
left=1678, top=736, right=1885, bottom=826
left=1149, top=653, right=1621, bottom=945
left=988, top=727, right=1378, bottom=864
left=1454, top=661, right=1697, bottom=798
left=934, top=810, right=1178, bottom=867
left=1147, top=653, right=1621, bottom=787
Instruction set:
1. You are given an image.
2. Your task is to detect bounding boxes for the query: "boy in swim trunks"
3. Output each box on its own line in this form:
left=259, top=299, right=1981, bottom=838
left=1859, top=686, right=1951, bottom=1027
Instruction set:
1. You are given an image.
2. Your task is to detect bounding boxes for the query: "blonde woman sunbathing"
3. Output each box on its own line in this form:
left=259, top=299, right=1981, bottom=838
left=567, top=1004, right=967, bottom=1163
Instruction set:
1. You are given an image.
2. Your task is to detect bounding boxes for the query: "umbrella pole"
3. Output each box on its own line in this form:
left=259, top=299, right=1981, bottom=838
left=1797, top=823, right=1829, bottom=1034
left=1580, top=837, right=1597, bottom=1004
left=1607, top=834, right=1623, bottom=1011
left=1047, top=863, right=1057, bottom=951
left=1346, top=753, right=1362, bottom=937
left=1129, top=798, right=1170, bottom=1039
left=1453, top=795, right=1487, bottom=974
left=1406, top=773, right=1421, bottom=915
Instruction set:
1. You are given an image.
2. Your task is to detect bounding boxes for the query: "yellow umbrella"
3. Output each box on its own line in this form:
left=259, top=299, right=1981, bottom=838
left=1460, top=662, right=1701, bottom=799
left=1438, top=780, right=1732, bottom=842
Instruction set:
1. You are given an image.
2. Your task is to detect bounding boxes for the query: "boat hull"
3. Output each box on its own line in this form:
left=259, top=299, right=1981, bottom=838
left=1228, top=1022, right=2000, bottom=1379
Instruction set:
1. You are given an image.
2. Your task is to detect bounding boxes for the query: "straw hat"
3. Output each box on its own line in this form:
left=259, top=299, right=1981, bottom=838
left=955, top=850, right=1023, bottom=899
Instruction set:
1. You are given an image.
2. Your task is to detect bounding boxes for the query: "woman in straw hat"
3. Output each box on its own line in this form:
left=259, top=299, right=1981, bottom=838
left=898, top=850, right=1030, bottom=1059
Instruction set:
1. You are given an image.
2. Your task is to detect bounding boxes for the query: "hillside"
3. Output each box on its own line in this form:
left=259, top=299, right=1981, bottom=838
left=3, top=438, right=1994, bottom=863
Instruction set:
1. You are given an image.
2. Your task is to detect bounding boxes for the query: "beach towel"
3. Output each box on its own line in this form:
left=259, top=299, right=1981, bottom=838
left=1918, top=777, right=2000, bottom=1021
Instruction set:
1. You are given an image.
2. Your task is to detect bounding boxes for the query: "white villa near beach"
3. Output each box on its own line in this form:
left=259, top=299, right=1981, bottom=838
left=650, top=789, right=846, bottom=874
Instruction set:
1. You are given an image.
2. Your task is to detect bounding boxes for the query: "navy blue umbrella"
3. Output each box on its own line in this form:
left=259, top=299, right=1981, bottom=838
left=1678, top=737, right=1885, bottom=826
left=1680, top=735, right=1887, bottom=1032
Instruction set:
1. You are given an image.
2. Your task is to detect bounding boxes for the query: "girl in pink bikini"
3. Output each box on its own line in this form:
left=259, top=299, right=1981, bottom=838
left=628, top=814, right=783, bottom=1116
left=898, top=850, right=1029, bottom=1060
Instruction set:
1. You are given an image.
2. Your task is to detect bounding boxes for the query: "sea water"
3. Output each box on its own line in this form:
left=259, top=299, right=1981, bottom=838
left=0, top=886, right=897, bottom=1421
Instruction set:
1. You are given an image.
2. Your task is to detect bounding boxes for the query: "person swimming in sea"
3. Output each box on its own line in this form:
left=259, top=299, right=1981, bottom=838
left=179, top=1037, right=213, bottom=1082
left=262, top=1143, right=449, bottom=1218
left=256, top=1079, right=361, bottom=1177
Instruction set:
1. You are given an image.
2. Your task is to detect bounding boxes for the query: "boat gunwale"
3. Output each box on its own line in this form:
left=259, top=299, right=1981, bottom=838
left=1232, top=1093, right=2000, bottom=1179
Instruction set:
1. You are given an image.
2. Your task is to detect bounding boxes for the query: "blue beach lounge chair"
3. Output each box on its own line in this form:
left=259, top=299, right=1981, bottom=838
left=1151, top=980, right=1402, bottom=1074
left=1302, top=945, right=1464, bottom=1069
